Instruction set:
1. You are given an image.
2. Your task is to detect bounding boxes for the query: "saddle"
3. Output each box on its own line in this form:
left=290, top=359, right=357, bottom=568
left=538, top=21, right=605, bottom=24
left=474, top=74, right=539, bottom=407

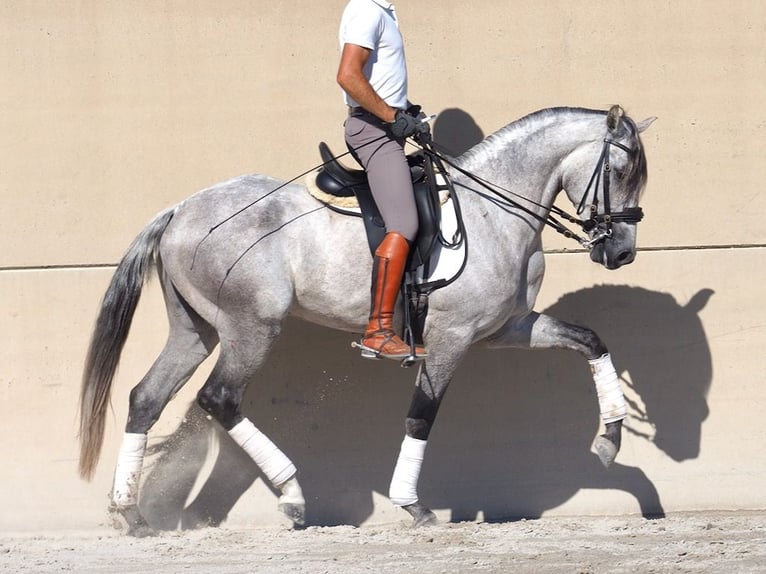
left=315, top=142, right=442, bottom=271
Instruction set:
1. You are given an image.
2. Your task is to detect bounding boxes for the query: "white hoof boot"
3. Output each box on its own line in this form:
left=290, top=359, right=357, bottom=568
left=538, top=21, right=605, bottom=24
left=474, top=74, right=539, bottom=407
left=594, top=435, right=619, bottom=468
left=277, top=476, right=306, bottom=526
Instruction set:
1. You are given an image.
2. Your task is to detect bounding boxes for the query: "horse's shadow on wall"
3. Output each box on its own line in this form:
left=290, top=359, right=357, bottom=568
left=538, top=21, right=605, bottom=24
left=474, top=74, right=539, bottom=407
left=138, top=284, right=713, bottom=530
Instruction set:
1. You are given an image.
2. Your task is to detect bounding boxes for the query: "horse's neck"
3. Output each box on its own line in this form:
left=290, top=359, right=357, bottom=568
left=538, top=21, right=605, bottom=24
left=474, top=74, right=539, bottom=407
left=450, top=110, right=598, bottom=241
left=449, top=129, right=552, bottom=244
left=454, top=110, right=594, bottom=188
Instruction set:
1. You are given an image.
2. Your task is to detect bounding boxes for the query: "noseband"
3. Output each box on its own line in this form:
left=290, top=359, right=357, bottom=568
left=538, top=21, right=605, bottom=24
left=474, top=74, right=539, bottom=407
left=576, top=138, right=644, bottom=247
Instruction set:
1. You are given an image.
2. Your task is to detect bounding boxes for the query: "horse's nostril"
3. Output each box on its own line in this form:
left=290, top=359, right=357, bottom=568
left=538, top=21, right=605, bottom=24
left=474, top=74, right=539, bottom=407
left=618, top=251, right=634, bottom=263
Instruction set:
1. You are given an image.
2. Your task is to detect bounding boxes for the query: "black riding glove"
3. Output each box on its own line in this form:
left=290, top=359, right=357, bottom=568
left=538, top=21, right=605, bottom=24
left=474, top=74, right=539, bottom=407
left=388, top=109, right=422, bottom=139
left=406, top=104, right=432, bottom=143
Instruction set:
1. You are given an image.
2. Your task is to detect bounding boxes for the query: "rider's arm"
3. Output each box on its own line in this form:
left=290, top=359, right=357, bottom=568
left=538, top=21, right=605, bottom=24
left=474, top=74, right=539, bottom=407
left=336, top=43, right=397, bottom=123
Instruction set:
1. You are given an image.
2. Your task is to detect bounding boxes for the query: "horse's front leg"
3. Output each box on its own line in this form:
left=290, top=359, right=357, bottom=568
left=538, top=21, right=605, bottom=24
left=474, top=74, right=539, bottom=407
left=390, top=345, right=466, bottom=527
left=485, top=312, right=626, bottom=468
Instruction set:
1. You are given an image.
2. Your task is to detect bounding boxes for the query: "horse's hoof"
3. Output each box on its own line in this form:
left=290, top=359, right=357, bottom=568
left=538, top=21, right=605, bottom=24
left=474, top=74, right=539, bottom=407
left=403, top=502, right=437, bottom=528
left=278, top=501, right=306, bottom=527
left=594, top=434, right=619, bottom=468
left=108, top=504, right=157, bottom=538
left=278, top=476, right=306, bottom=527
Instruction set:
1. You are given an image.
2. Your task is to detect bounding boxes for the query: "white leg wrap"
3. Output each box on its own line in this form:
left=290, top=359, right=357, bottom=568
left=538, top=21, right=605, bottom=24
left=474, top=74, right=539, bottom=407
left=589, top=353, right=628, bottom=423
left=112, top=433, right=147, bottom=507
left=228, top=418, right=297, bottom=487
left=389, top=435, right=427, bottom=506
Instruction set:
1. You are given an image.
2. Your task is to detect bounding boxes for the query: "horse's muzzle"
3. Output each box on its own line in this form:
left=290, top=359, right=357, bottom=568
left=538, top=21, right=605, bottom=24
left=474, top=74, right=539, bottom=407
left=589, top=240, right=637, bottom=269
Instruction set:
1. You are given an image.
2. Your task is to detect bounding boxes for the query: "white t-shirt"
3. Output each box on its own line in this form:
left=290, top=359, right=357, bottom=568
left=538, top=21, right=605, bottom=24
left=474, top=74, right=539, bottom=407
left=339, top=0, right=408, bottom=109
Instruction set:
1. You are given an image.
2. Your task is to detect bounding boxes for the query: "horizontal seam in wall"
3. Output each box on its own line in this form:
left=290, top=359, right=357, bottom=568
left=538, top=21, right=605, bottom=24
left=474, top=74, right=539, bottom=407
left=0, top=263, right=118, bottom=273
left=545, top=243, right=766, bottom=255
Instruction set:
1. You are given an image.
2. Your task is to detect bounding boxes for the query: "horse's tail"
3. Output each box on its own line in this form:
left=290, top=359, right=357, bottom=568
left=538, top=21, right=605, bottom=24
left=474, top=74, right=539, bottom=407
left=78, top=206, right=177, bottom=480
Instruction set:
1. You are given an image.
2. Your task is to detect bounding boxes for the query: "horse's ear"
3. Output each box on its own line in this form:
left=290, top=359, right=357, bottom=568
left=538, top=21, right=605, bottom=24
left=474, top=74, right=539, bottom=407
left=606, top=105, right=625, bottom=131
left=636, top=116, right=657, bottom=133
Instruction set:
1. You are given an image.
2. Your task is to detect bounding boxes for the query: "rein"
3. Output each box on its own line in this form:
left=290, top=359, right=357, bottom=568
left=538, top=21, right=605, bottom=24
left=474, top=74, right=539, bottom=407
left=417, top=135, right=642, bottom=249
left=196, top=122, right=643, bottom=261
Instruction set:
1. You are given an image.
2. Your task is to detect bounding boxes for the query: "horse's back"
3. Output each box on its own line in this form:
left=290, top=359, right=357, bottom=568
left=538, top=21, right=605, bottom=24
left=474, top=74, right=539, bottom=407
left=156, top=173, right=370, bottom=331
left=156, top=176, right=302, bottom=320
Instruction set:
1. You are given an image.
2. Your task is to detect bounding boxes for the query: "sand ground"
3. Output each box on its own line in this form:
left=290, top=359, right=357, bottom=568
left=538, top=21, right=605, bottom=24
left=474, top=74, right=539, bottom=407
left=2, top=511, right=764, bottom=573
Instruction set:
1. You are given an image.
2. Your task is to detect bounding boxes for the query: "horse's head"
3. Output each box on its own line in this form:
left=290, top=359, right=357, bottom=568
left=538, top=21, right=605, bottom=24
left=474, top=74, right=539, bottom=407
left=562, top=106, right=656, bottom=270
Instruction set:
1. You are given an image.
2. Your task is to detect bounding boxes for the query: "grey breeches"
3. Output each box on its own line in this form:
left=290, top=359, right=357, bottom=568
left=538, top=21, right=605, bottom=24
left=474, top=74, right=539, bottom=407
left=344, top=114, right=418, bottom=242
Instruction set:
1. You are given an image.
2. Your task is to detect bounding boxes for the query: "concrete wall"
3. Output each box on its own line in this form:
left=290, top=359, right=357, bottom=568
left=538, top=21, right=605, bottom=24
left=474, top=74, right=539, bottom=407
left=2, top=1, right=764, bottom=531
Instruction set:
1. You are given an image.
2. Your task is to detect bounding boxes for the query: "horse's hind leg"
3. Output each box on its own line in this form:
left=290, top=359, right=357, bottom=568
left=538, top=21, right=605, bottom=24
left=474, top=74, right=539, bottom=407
left=486, top=311, right=626, bottom=467
left=195, top=324, right=306, bottom=527
left=110, top=283, right=218, bottom=536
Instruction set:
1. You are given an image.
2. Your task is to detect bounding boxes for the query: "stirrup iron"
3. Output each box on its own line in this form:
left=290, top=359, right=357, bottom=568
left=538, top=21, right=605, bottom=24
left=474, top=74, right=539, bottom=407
left=351, top=340, right=425, bottom=366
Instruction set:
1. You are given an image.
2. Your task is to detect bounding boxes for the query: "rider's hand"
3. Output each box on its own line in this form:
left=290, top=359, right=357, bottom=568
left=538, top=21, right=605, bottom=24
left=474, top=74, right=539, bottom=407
left=388, top=109, right=421, bottom=139
left=406, top=104, right=432, bottom=142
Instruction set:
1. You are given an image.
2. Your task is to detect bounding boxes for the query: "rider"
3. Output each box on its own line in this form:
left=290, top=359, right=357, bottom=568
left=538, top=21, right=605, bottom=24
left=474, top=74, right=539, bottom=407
left=337, top=0, right=428, bottom=360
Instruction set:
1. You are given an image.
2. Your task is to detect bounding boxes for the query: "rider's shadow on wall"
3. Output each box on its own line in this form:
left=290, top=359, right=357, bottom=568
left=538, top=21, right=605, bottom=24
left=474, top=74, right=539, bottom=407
left=138, top=284, right=713, bottom=530
left=431, top=107, right=485, bottom=156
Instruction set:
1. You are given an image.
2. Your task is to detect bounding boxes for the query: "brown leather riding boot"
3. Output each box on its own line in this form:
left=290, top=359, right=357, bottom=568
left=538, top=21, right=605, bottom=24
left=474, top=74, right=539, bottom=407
left=361, top=232, right=426, bottom=360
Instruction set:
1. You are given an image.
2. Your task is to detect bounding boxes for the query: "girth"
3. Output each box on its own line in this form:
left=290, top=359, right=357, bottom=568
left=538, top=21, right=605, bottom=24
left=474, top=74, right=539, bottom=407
left=315, top=142, right=441, bottom=271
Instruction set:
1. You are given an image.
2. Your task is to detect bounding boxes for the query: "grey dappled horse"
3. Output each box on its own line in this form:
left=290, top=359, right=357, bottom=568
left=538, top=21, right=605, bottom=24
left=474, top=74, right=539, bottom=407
left=79, top=106, right=655, bottom=535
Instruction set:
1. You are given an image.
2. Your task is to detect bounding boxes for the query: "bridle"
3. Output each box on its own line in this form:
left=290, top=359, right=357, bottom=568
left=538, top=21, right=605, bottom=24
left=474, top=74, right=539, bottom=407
left=574, top=137, right=644, bottom=248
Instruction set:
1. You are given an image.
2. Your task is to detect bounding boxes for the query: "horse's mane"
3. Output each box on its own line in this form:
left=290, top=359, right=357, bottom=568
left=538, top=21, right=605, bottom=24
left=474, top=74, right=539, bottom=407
left=456, top=107, right=604, bottom=165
